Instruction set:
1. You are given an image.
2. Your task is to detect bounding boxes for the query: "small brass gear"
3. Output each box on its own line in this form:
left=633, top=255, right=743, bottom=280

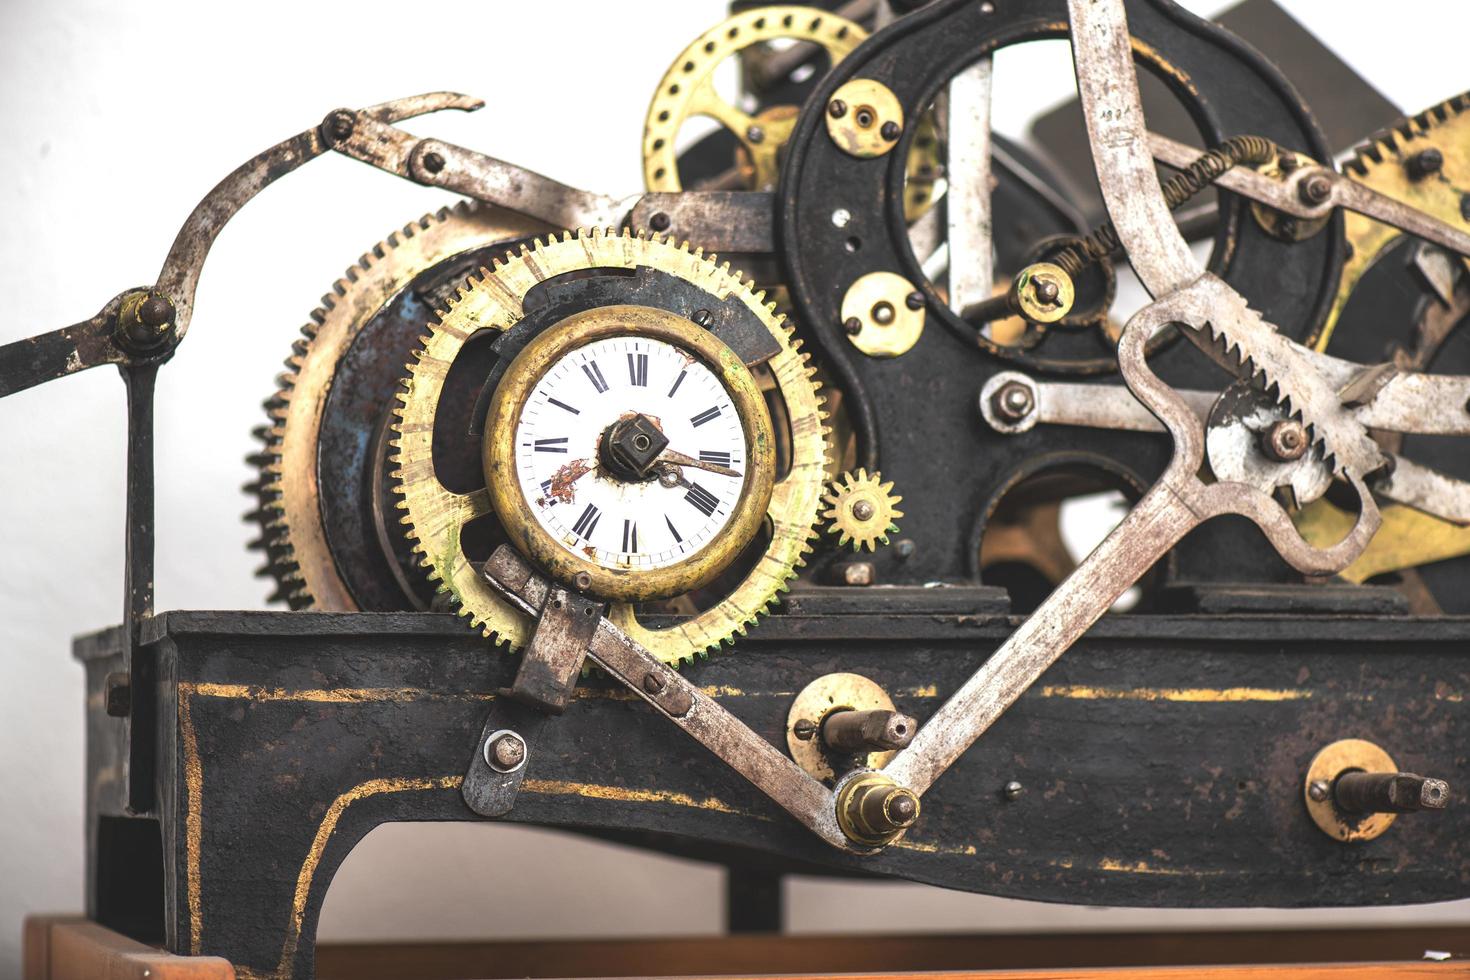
left=392, top=228, right=830, bottom=665
left=822, top=468, right=903, bottom=551
left=246, top=202, right=541, bottom=610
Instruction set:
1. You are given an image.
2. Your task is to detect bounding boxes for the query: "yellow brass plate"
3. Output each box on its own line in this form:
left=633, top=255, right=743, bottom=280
left=841, top=271, right=924, bottom=357
left=826, top=78, right=904, bottom=159
left=1303, top=738, right=1398, bottom=842
left=787, top=672, right=902, bottom=782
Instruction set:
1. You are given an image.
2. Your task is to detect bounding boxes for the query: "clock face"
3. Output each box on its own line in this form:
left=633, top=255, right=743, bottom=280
left=513, top=335, right=748, bottom=572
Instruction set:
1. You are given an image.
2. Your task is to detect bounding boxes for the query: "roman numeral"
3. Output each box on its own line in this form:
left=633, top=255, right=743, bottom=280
left=665, top=516, right=682, bottom=543
left=572, top=503, right=600, bottom=539
left=627, top=352, right=648, bottom=387
left=547, top=397, right=579, bottom=414
left=582, top=361, right=609, bottom=393
left=690, top=406, right=721, bottom=427
left=622, top=519, right=638, bottom=553
left=685, top=482, right=720, bottom=517
left=698, top=450, right=732, bottom=467
left=534, top=437, right=568, bottom=453
left=667, top=369, right=687, bottom=397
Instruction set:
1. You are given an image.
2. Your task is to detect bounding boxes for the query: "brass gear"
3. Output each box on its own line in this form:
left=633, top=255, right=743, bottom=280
left=1295, top=92, right=1470, bottom=588
left=822, top=468, right=903, bottom=551
left=1314, top=91, right=1470, bottom=350
left=643, top=7, right=866, bottom=194
left=392, top=228, right=830, bottom=665
left=246, top=202, right=541, bottom=610
left=641, top=6, right=941, bottom=218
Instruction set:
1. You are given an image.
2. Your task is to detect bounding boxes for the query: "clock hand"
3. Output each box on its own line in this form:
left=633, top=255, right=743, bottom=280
left=655, top=448, right=741, bottom=479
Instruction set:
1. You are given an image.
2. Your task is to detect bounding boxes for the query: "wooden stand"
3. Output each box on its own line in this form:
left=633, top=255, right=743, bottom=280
left=24, top=916, right=1470, bottom=980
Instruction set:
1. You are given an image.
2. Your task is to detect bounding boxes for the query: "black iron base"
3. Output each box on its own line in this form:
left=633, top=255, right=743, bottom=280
left=77, top=600, right=1470, bottom=979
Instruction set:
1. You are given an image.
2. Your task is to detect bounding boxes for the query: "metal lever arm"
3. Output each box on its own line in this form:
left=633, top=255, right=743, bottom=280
left=481, top=547, right=853, bottom=851
left=1149, top=132, right=1470, bottom=259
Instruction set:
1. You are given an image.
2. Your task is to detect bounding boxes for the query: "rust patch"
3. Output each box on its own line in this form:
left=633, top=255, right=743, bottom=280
left=548, top=458, right=592, bottom=504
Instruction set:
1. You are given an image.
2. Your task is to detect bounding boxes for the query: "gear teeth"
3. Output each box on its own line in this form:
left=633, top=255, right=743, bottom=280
left=393, top=229, right=828, bottom=664
left=1343, top=90, right=1469, bottom=177
left=821, top=468, right=904, bottom=552
left=246, top=202, right=535, bottom=611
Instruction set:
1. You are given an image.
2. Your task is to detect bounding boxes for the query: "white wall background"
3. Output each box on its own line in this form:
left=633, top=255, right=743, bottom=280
left=2, top=1, right=1467, bottom=976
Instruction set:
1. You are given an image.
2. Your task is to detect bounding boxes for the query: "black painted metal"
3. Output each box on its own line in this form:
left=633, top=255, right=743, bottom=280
left=79, top=607, right=1470, bottom=978
left=777, top=0, right=1346, bottom=594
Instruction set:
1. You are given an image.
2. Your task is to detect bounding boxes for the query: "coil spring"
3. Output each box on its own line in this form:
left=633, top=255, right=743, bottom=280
left=1052, top=134, right=1278, bottom=279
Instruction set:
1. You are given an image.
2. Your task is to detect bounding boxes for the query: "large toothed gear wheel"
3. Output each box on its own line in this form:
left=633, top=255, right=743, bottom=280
left=393, top=228, right=829, bottom=665
left=246, top=202, right=541, bottom=610
left=822, top=468, right=903, bottom=552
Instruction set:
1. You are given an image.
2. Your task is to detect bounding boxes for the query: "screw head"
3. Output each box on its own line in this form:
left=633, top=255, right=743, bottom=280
left=905, top=291, right=925, bottom=311
left=324, top=110, right=355, bottom=142
left=746, top=125, right=765, bottom=144
left=421, top=151, right=446, bottom=174
left=139, top=295, right=174, bottom=328
left=1263, top=419, right=1308, bottom=462
left=894, top=538, right=916, bottom=560
left=643, top=671, right=667, bottom=694
left=851, top=499, right=876, bottom=522
left=885, top=790, right=918, bottom=825
left=1299, top=173, right=1332, bottom=205
left=1408, top=147, right=1444, bottom=181
left=880, top=120, right=901, bottom=141
left=992, top=381, right=1035, bottom=423
left=691, top=308, right=712, bottom=327
left=1004, top=780, right=1024, bottom=800
left=1032, top=277, right=1060, bottom=306
left=793, top=718, right=818, bottom=741
left=841, top=562, right=874, bottom=586
left=843, top=316, right=863, bottom=336
left=649, top=211, right=672, bottom=232
left=828, top=99, right=848, bottom=119
left=1308, top=778, right=1331, bottom=803
left=573, top=571, right=593, bottom=591
left=485, top=731, right=527, bottom=773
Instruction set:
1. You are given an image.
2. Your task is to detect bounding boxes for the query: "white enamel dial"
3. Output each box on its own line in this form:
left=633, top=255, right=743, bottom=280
left=513, top=335, right=748, bottom=571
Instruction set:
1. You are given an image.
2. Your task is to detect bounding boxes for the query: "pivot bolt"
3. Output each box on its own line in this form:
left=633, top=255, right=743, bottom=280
left=871, top=301, right=895, bottom=326
left=323, top=109, right=355, bottom=142
left=991, top=381, right=1035, bottom=423
left=116, top=291, right=176, bottom=352
left=851, top=499, right=876, bottom=522
left=649, top=211, right=672, bottom=232
left=1032, top=277, right=1060, bottom=306
left=485, top=731, right=527, bottom=773
left=1298, top=173, right=1332, bottom=205
left=1263, top=418, right=1308, bottom=462
left=421, top=151, right=446, bottom=174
